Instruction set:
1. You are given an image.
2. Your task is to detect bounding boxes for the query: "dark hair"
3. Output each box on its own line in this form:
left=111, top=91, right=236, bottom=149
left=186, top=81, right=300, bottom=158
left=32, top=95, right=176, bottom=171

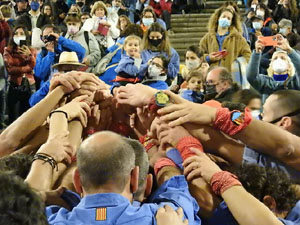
left=247, top=0, right=261, bottom=8
left=271, top=90, right=300, bottom=136
left=256, top=3, right=271, bottom=20
left=235, top=164, right=298, bottom=212
left=77, top=131, right=135, bottom=192
left=0, top=153, right=33, bottom=179
left=124, top=138, right=149, bottom=199
left=152, top=54, right=169, bottom=74
left=0, top=171, right=48, bottom=225
left=7, top=25, right=30, bottom=48
left=122, top=24, right=144, bottom=38
left=232, top=89, right=261, bottom=106
left=185, top=45, right=204, bottom=59
left=81, top=12, right=90, bottom=17
left=117, top=15, right=131, bottom=34
left=143, top=22, right=171, bottom=56
left=41, top=24, right=61, bottom=35
left=64, top=12, right=81, bottom=24
left=41, top=3, right=53, bottom=16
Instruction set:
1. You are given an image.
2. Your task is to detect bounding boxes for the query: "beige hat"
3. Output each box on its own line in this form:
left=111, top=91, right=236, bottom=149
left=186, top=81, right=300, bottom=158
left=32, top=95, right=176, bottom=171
left=52, top=51, right=85, bottom=69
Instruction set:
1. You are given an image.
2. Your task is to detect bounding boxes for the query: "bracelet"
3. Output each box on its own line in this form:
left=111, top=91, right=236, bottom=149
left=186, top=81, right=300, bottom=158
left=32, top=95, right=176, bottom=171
left=139, top=134, right=156, bottom=152
left=210, top=171, right=242, bottom=196
left=32, top=153, right=58, bottom=171
left=154, top=157, right=176, bottom=176
left=213, top=107, right=252, bottom=136
left=49, top=110, right=68, bottom=120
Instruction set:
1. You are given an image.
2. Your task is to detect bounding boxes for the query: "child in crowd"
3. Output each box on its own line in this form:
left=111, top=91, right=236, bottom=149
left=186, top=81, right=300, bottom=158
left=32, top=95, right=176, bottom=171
left=142, top=55, right=169, bottom=90
left=179, top=70, right=205, bottom=103
left=114, top=35, right=147, bottom=85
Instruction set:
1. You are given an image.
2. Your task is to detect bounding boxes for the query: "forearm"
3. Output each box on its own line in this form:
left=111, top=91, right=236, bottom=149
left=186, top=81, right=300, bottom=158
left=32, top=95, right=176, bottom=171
left=0, top=86, right=65, bottom=156
left=49, top=112, right=68, bottom=139
left=234, top=119, right=300, bottom=170
left=156, top=166, right=182, bottom=186
left=222, top=186, right=283, bottom=225
left=246, top=51, right=261, bottom=83
left=25, top=160, right=53, bottom=191
left=186, top=123, right=244, bottom=166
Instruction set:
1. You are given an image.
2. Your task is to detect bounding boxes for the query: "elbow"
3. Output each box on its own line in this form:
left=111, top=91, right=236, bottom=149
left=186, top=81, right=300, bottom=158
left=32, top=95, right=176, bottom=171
left=276, top=144, right=297, bottom=161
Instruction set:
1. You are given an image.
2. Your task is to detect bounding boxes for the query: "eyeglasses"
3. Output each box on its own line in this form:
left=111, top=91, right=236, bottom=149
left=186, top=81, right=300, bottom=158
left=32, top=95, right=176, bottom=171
left=150, top=62, right=163, bottom=69
left=260, top=108, right=300, bottom=124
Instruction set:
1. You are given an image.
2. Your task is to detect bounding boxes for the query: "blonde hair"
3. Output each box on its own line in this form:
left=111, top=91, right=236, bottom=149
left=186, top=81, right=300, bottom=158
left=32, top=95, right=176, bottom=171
left=207, top=7, right=242, bottom=33
left=268, top=51, right=295, bottom=77
left=91, top=1, right=107, bottom=17
left=142, top=22, right=171, bottom=56
left=0, top=5, right=12, bottom=18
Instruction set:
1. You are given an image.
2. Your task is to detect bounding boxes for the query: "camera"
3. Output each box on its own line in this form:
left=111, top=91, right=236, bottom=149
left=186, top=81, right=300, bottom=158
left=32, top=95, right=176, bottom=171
left=41, top=34, right=56, bottom=43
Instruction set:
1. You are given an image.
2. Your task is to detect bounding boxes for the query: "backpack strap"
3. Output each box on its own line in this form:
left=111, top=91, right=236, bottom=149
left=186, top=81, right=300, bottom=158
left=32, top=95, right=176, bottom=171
left=84, top=31, right=90, bottom=53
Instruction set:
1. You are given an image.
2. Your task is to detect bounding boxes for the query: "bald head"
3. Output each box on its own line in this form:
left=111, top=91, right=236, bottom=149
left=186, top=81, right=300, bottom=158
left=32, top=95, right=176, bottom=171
left=77, top=131, right=135, bottom=192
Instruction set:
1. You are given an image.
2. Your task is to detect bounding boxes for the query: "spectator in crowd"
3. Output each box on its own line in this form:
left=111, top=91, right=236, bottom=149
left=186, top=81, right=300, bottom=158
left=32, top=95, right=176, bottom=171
left=30, top=51, right=87, bottom=107
left=223, top=1, right=250, bottom=43
left=179, top=70, right=205, bottom=103
left=248, top=15, right=272, bottom=50
left=76, top=0, right=90, bottom=13
left=149, top=0, right=172, bottom=31
left=68, top=3, right=82, bottom=14
left=52, top=0, right=69, bottom=33
left=142, top=22, right=179, bottom=85
left=104, top=0, right=119, bottom=26
left=232, top=89, right=262, bottom=116
left=273, top=0, right=299, bottom=26
left=0, top=10, right=11, bottom=54
left=3, top=25, right=36, bottom=124
left=114, top=35, right=147, bottom=85
left=82, top=1, right=120, bottom=49
left=98, top=24, right=143, bottom=85
left=41, top=3, right=54, bottom=24
left=141, top=55, right=169, bottom=89
left=135, top=0, right=150, bottom=22
left=116, top=15, right=131, bottom=37
left=186, top=0, right=205, bottom=13
left=205, top=66, right=240, bottom=102
left=199, top=7, right=251, bottom=72
left=247, top=35, right=300, bottom=101
left=34, top=24, right=85, bottom=91
left=0, top=4, right=15, bottom=30
left=255, top=3, right=277, bottom=31
left=81, top=12, right=91, bottom=24
left=138, top=6, right=166, bottom=32
left=64, top=13, right=101, bottom=72
left=247, top=0, right=260, bottom=11
left=278, top=19, right=300, bottom=51
left=14, top=0, right=29, bottom=17
left=16, top=0, right=51, bottom=32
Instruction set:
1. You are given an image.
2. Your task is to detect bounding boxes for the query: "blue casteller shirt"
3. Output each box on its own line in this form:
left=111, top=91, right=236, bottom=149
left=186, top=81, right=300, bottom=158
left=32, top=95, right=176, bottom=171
left=203, top=200, right=300, bottom=225
left=180, top=89, right=204, bottom=103
left=47, top=175, right=201, bottom=225
left=243, top=146, right=300, bottom=183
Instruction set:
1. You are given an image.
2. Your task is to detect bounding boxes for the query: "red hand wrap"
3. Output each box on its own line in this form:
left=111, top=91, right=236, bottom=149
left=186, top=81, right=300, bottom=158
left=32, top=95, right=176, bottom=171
left=139, top=134, right=156, bottom=152
left=154, top=157, right=176, bottom=176
left=210, top=171, right=242, bottom=196
left=213, top=107, right=252, bottom=136
left=176, top=136, right=204, bottom=161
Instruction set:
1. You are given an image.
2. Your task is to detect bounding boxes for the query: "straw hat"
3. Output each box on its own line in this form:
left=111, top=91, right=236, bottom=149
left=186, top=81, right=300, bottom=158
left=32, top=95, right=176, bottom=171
left=52, top=51, right=85, bottom=69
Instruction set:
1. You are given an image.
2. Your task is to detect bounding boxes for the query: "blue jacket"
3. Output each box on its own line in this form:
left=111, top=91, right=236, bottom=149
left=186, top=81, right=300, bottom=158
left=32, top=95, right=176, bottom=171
left=115, top=54, right=148, bottom=78
left=29, top=81, right=50, bottom=107
left=47, top=176, right=201, bottom=225
left=141, top=48, right=180, bottom=80
left=203, top=200, right=300, bottom=225
left=246, top=50, right=300, bottom=102
left=180, top=89, right=204, bottom=103
left=34, top=36, right=86, bottom=87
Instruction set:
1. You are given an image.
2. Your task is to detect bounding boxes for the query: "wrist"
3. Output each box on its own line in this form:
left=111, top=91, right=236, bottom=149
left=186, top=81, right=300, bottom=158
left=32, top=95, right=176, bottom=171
left=210, top=171, right=242, bottom=196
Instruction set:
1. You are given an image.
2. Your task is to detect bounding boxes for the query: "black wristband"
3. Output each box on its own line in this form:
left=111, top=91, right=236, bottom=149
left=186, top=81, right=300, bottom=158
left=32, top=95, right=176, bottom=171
left=49, top=110, right=68, bottom=120
left=32, top=153, right=58, bottom=171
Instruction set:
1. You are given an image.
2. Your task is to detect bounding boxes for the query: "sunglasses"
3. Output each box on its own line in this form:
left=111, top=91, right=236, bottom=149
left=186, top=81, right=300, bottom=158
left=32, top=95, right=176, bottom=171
left=259, top=108, right=300, bottom=124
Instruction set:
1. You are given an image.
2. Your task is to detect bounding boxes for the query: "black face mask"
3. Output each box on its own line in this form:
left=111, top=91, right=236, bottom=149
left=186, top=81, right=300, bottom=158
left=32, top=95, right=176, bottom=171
left=149, top=38, right=162, bottom=47
left=204, top=84, right=218, bottom=99
left=77, top=2, right=84, bottom=7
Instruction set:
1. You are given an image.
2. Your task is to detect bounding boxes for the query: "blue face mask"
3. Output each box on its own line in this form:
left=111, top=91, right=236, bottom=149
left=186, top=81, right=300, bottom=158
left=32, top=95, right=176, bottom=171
left=218, top=18, right=231, bottom=28
left=273, top=74, right=289, bottom=81
left=142, top=18, right=154, bottom=27
left=30, top=1, right=40, bottom=11
left=279, top=27, right=287, bottom=36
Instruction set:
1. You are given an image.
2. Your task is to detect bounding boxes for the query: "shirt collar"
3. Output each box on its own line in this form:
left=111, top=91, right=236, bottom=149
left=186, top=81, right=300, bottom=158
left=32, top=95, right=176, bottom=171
left=29, top=10, right=40, bottom=17
left=77, top=193, right=130, bottom=209
left=216, top=31, right=229, bottom=38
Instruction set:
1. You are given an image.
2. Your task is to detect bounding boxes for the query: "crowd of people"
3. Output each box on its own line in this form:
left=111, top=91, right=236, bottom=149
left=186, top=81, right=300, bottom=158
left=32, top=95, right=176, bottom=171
left=0, top=0, right=300, bottom=224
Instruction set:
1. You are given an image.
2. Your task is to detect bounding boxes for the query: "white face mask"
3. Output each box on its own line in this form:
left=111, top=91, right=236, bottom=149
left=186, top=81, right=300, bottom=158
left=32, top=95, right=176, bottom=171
left=272, top=58, right=288, bottom=74
left=147, top=64, right=166, bottom=81
left=256, top=10, right=265, bottom=18
left=13, top=36, right=26, bottom=46
left=251, top=4, right=257, bottom=10
left=251, top=110, right=261, bottom=119
left=142, top=18, right=154, bottom=27
left=68, top=25, right=80, bottom=35
left=185, top=60, right=200, bottom=71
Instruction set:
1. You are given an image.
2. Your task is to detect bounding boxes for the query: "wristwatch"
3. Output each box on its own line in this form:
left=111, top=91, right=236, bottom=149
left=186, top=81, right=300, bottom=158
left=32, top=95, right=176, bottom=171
left=148, top=91, right=170, bottom=112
